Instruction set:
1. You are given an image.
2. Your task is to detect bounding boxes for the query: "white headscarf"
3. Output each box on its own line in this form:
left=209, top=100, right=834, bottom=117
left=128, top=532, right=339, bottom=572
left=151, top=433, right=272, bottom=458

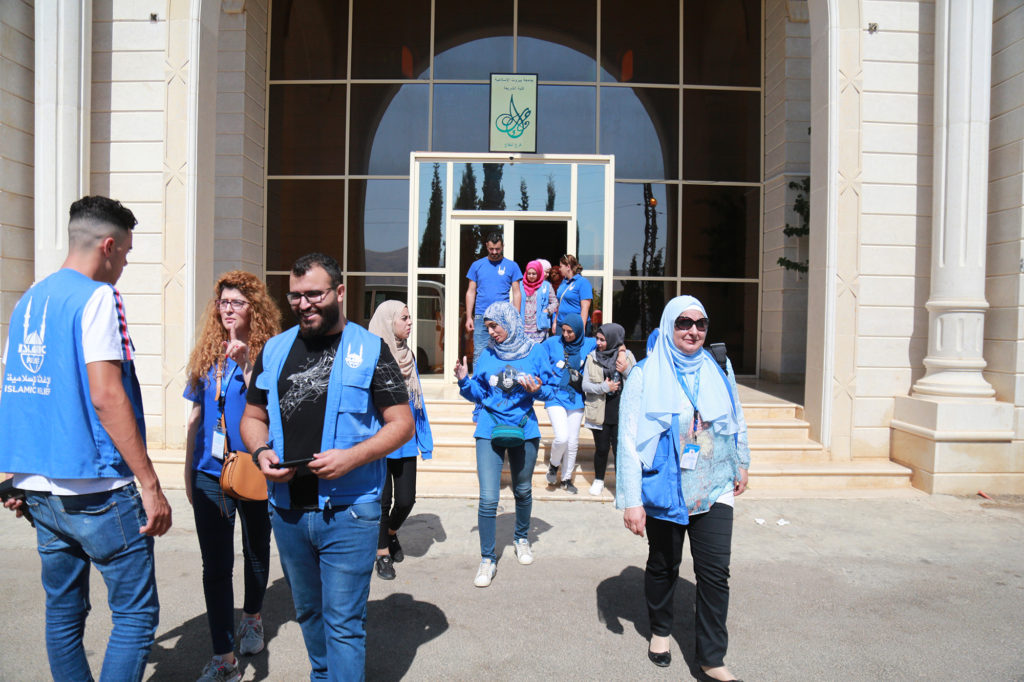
left=634, top=295, right=742, bottom=467
left=368, top=300, right=422, bottom=409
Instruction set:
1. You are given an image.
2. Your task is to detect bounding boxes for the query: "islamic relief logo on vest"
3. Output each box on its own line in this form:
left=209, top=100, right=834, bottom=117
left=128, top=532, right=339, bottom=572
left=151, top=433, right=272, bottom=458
left=18, top=296, right=48, bottom=374
left=498, top=265, right=506, bottom=276
left=345, top=343, right=364, bottom=369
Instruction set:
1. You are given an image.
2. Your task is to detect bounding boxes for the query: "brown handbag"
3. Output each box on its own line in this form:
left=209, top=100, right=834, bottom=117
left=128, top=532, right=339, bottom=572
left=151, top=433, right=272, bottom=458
left=212, top=359, right=268, bottom=501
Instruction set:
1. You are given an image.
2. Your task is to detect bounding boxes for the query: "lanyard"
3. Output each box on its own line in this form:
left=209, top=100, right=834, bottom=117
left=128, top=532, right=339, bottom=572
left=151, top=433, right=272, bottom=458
left=216, top=361, right=239, bottom=416
left=680, top=371, right=700, bottom=431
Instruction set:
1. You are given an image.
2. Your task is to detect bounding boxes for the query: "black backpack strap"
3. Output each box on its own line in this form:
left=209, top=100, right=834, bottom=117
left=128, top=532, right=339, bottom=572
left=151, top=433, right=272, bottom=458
left=709, top=342, right=729, bottom=373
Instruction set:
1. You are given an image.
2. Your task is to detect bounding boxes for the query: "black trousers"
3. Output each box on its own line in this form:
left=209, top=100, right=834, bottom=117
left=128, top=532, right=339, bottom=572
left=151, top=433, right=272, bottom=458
left=589, top=422, right=618, bottom=480
left=378, top=457, right=417, bottom=549
left=645, top=503, right=733, bottom=668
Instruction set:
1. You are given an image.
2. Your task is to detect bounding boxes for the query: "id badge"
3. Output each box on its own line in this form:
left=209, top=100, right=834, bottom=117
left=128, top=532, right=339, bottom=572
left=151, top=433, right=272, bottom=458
left=680, top=443, right=700, bottom=470
left=556, top=360, right=566, bottom=369
left=211, top=427, right=227, bottom=461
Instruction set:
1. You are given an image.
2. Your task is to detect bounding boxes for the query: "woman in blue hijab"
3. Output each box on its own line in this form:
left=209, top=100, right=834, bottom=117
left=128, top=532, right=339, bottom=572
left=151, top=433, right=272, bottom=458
left=455, top=301, right=553, bottom=587
left=615, top=296, right=750, bottom=680
left=541, top=313, right=596, bottom=493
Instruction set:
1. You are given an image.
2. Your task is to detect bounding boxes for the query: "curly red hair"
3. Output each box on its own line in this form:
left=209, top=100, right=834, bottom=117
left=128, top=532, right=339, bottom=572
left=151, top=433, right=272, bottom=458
left=186, top=271, right=282, bottom=392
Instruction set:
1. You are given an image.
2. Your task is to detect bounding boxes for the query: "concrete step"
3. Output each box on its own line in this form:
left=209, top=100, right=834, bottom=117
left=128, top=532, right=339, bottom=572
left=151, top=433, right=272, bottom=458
left=424, top=400, right=801, bottom=422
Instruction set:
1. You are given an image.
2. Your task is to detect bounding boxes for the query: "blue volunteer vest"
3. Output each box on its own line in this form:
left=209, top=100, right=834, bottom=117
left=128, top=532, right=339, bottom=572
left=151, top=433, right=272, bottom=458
left=0, top=269, right=143, bottom=479
left=255, top=322, right=385, bottom=508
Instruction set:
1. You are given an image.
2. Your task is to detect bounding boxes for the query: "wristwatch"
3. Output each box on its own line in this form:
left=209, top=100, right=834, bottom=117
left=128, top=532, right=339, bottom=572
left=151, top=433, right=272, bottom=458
left=252, top=445, right=271, bottom=465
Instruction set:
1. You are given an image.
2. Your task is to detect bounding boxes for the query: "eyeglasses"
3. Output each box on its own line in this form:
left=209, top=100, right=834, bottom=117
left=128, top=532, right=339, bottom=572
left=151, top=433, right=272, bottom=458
left=286, top=289, right=331, bottom=305
left=674, top=317, right=709, bottom=332
left=217, top=299, right=249, bottom=311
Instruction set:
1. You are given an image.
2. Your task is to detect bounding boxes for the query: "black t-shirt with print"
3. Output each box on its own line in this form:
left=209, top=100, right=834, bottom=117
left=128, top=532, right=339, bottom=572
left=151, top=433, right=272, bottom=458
left=247, top=329, right=408, bottom=510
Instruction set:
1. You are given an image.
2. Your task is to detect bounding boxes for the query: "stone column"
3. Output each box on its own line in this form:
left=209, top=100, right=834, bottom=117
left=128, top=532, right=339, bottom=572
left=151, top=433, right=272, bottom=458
left=891, top=0, right=1015, bottom=494
left=34, top=0, right=90, bottom=279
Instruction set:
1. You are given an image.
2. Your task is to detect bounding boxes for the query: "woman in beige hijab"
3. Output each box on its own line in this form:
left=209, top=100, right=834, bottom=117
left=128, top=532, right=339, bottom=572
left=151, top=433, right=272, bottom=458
left=368, top=300, right=433, bottom=580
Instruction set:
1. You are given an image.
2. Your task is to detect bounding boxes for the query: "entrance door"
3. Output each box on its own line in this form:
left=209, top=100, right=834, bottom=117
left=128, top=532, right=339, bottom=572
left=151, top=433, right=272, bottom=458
left=453, top=219, right=512, bottom=373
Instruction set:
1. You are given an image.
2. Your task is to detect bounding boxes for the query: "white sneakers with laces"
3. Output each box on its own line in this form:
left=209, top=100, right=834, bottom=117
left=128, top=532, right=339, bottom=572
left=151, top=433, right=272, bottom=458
left=589, top=479, right=605, bottom=496
left=474, top=558, right=497, bottom=587
left=513, top=538, right=534, bottom=565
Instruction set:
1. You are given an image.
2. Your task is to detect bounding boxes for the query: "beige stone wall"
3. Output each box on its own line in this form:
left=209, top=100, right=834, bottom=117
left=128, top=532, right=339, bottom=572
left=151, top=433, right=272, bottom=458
left=214, top=0, right=267, bottom=276
left=985, top=0, right=1024, bottom=444
left=91, top=1, right=168, bottom=441
left=0, top=0, right=34, bottom=348
left=762, top=0, right=811, bottom=384
left=851, top=0, right=935, bottom=457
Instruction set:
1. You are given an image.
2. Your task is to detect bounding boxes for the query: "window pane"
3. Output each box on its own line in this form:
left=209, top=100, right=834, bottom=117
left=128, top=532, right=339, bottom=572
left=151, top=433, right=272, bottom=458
left=684, top=0, right=761, bottom=87
left=588, top=276, right=604, bottom=332
left=681, top=185, right=760, bottom=278
left=613, top=182, right=677, bottom=276
left=266, top=180, right=345, bottom=271
left=576, top=164, right=605, bottom=270
left=434, top=0, right=513, bottom=79
left=679, top=282, right=758, bottom=374
left=269, top=0, right=347, bottom=80
left=416, top=274, right=446, bottom=375
left=345, top=276, right=407, bottom=328
left=512, top=220, right=567, bottom=275
left=266, top=274, right=293, bottom=323
left=601, top=0, right=679, bottom=84
left=612, top=278, right=676, bottom=357
left=351, top=0, right=431, bottom=79
left=417, top=162, right=446, bottom=268
left=518, top=0, right=597, bottom=81
left=268, top=85, right=346, bottom=175
left=683, top=89, right=760, bottom=182
left=349, top=84, right=429, bottom=175
left=347, top=179, right=410, bottom=272
left=601, top=87, right=679, bottom=179
left=432, top=85, right=489, bottom=152
left=537, top=86, right=596, bottom=154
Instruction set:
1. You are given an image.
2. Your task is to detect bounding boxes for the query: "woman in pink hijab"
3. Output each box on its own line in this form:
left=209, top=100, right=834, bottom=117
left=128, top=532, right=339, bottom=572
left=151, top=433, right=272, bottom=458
left=519, top=259, right=558, bottom=342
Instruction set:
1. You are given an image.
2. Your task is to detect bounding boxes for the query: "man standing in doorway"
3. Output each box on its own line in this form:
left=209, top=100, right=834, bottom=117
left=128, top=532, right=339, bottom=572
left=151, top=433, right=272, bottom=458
left=241, top=252, right=413, bottom=681
left=465, top=232, right=523, bottom=369
left=0, top=195, right=172, bottom=681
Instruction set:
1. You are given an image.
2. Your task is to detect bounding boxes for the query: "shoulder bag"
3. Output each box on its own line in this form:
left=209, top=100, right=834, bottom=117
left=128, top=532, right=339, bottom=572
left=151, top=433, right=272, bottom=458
left=214, top=360, right=268, bottom=502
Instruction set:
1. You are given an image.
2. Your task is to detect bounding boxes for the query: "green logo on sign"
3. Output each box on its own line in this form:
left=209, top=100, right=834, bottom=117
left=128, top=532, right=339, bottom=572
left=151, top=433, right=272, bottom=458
left=495, top=95, right=531, bottom=139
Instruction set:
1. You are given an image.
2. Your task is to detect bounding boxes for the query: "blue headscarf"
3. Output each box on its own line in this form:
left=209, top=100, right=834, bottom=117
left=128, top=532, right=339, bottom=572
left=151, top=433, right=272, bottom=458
left=557, top=313, right=585, bottom=388
left=483, top=301, right=535, bottom=361
left=633, top=295, right=742, bottom=467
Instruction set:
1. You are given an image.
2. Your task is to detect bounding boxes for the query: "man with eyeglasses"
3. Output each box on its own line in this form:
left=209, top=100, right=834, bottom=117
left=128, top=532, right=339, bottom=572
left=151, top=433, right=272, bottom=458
left=240, top=252, right=413, bottom=681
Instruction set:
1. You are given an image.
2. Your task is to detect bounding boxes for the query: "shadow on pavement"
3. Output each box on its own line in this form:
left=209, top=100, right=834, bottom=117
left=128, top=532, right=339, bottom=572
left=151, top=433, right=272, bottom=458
left=394, top=512, right=447, bottom=558
left=470, top=512, right=554, bottom=561
left=595, top=565, right=699, bottom=673
left=147, top=577, right=294, bottom=681
left=366, top=592, right=448, bottom=681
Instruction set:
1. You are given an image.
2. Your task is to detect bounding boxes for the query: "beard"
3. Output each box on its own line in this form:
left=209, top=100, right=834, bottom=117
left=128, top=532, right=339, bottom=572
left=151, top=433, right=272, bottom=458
left=296, top=300, right=341, bottom=338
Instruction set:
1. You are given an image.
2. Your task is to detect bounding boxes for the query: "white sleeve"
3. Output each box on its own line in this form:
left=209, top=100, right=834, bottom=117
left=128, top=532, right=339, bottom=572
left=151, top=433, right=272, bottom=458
left=82, top=287, right=129, bottom=364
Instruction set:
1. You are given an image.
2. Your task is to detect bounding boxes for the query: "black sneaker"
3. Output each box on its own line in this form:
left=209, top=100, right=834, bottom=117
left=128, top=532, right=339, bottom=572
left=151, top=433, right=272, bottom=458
left=375, top=554, right=396, bottom=580
left=561, top=479, right=578, bottom=495
left=546, top=465, right=559, bottom=485
left=388, top=534, right=404, bottom=563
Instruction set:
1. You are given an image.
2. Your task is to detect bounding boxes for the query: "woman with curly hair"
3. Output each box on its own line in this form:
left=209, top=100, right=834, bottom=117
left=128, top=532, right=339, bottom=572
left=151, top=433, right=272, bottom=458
left=184, top=271, right=282, bottom=682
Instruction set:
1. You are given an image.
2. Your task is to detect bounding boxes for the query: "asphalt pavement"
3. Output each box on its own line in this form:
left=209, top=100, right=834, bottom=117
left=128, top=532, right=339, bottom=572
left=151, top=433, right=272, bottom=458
left=1, top=489, right=1022, bottom=681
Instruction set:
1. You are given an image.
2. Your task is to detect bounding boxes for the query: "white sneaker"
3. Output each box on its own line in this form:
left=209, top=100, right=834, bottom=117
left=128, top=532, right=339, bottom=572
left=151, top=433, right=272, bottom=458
left=474, top=558, right=496, bottom=587
left=237, top=617, right=264, bottom=655
left=513, top=538, right=534, bottom=565
left=589, top=479, right=605, bottom=496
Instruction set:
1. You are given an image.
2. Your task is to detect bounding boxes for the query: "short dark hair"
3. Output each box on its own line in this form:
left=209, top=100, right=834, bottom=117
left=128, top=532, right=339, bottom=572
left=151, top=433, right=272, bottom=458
left=292, top=252, right=342, bottom=287
left=486, top=231, right=503, bottom=245
left=69, top=196, right=137, bottom=231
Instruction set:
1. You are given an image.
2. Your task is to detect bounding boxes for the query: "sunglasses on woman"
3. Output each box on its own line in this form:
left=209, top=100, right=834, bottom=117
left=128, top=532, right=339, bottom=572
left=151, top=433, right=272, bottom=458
left=674, top=316, right=709, bottom=332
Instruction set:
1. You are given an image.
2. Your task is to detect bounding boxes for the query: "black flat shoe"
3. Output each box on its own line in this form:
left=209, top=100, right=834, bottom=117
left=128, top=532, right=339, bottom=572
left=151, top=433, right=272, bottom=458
left=647, top=649, right=671, bottom=667
left=388, top=534, right=404, bottom=563
left=375, top=555, right=396, bottom=580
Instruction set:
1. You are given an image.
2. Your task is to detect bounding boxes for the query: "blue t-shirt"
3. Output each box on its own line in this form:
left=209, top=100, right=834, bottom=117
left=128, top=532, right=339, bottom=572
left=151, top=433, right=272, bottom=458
left=184, top=359, right=247, bottom=477
left=556, top=274, right=593, bottom=318
left=467, top=257, right=523, bottom=316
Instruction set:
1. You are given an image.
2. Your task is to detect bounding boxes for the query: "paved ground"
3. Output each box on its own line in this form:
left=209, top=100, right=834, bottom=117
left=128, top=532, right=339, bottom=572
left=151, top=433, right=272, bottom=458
left=1, top=489, right=1023, bottom=681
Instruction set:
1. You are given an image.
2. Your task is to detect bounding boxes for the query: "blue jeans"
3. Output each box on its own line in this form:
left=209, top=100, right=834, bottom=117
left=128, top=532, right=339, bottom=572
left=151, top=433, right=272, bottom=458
left=24, top=484, right=158, bottom=682
left=271, top=502, right=380, bottom=681
left=472, top=314, right=489, bottom=370
left=475, top=437, right=539, bottom=561
left=191, top=470, right=271, bottom=655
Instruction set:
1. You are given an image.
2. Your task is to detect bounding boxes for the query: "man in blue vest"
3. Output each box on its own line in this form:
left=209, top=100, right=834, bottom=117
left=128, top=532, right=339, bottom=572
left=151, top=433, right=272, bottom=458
left=241, top=252, right=413, bottom=681
left=0, top=195, right=172, bottom=681
left=465, top=232, right=522, bottom=370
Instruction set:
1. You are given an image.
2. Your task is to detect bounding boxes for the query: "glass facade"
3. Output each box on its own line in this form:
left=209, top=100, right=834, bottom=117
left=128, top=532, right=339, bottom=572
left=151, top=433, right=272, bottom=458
left=267, top=0, right=762, bottom=373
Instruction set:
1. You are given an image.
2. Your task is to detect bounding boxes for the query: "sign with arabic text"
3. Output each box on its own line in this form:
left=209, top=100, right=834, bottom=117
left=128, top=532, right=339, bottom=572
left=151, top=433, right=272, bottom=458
left=489, top=73, right=537, bottom=153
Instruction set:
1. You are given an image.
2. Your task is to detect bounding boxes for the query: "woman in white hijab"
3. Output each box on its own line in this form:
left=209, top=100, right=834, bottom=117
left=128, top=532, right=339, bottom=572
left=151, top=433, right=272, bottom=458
left=616, top=295, right=749, bottom=681
left=368, top=300, right=433, bottom=580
